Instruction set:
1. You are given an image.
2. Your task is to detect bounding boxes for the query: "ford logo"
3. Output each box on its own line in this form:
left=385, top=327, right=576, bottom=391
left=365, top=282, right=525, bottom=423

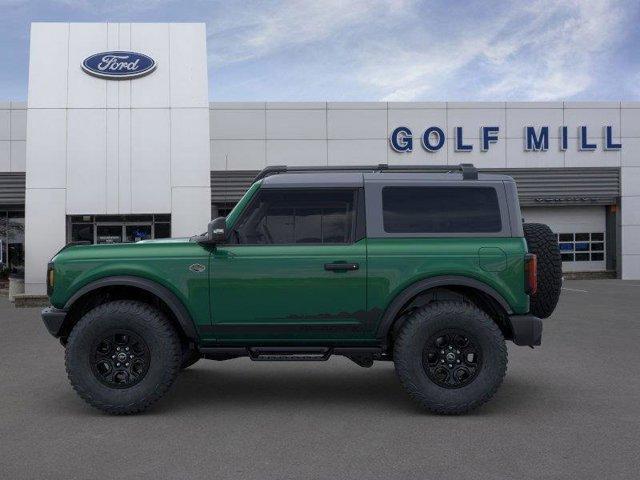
left=82, top=51, right=156, bottom=80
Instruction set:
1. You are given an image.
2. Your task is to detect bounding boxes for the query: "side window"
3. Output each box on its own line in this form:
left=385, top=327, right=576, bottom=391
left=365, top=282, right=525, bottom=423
left=232, top=189, right=356, bottom=245
left=382, top=186, right=502, bottom=233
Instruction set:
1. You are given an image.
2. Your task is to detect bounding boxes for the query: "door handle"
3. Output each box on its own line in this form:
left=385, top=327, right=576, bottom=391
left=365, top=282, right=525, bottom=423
left=324, top=262, right=359, bottom=271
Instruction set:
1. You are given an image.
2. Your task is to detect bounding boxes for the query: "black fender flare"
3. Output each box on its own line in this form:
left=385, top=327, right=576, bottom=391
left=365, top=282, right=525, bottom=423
left=375, top=275, right=513, bottom=341
left=64, top=276, right=198, bottom=340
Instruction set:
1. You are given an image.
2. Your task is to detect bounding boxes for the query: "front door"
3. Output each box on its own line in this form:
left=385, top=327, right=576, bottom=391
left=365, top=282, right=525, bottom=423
left=210, top=188, right=368, bottom=343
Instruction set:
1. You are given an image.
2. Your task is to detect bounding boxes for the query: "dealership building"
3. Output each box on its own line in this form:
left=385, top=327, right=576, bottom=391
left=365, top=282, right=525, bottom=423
left=1, top=22, right=640, bottom=294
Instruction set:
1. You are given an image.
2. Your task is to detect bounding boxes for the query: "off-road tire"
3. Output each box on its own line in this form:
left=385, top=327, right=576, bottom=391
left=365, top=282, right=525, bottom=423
left=394, top=301, right=507, bottom=415
left=180, top=348, right=201, bottom=370
left=65, top=300, right=181, bottom=415
left=523, top=222, right=562, bottom=319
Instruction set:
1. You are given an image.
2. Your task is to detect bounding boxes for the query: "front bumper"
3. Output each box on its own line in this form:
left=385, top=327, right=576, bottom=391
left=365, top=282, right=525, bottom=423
left=508, top=314, right=542, bottom=346
left=41, top=307, right=67, bottom=338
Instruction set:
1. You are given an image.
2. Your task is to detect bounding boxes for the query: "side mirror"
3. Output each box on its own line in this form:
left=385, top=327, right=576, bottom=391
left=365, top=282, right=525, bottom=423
left=206, top=217, right=227, bottom=244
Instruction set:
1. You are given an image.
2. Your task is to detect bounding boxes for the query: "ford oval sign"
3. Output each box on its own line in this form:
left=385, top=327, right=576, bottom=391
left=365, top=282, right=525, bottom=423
left=82, top=51, right=156, bottom=80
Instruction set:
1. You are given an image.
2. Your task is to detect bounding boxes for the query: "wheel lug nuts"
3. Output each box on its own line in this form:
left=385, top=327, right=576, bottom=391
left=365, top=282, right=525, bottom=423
left=111, top=355, right=115, bottom=359
left=441, top=350, right=444, bottom=354
left=116, top=347, right=120, bottom=351
left=441, top=359, right=444, bottom=363
left=125, top=363, right=129, bottom=367
left=457, top=360, right=460, bottom=363
left=116, top=363, right=120, bottom=366
left=456, top=350, right=460, bottom=354
left=448, top=364, right=453, bottom=367
left=126, top=347, right=129, bottom=351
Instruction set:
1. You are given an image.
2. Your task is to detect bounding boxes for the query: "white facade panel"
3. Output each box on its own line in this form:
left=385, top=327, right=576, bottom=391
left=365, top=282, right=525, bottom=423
left=211, top=139, right=265, bottom=170
left=0, top=141, right=9, bottom=171
left=169, top=23, right=209, bottom=108
left=447, top=137, right=506, bottom=168
left=10, top=109, right=27, bottom=141
left=621, top=138, right=640, bottom=166
left=117, top=23, right=132, bottom=109
left=564, top=144, right=620, bottom=168
left=11, top=141, right=26, bottom=172
left=171, top=108, right=211, bottom=187
left=105, top=108, right=119, bottom=213
left=130, top=108, right=171, bottom=212
left=621, top=225, right=640, bottom=255
left=171, top=186, right=211, bottom=237
left=621, top=166, right=640, bottom=196
left=621, top=108, right=640, bottom=138
left=130, top=23, right=171, bottom=109
left=447, top=108, right=506, bottom=140
left=266, top=140, right=327, bottom=166
left=266, top=109, right=326, bottom=139
left=328, top=139, right=387, bottom=165
left=387, top=108, right=447, bottom=139
left=117, top=109, right=132, bottom=213
left=25, top=109, right=67, bottom=189
left=621, top=254, right=640, bottom=279
left=27, top=23, right=68, bottom=108
left=505, top=138, right=565, bottom=168
left=0, top=109, right=9, bottom=140
left=66, top=109, right=107, bottom=214
left=210, top=109, right=265, bottom=140
left=506, top=108, right=563, bottom=138
left=25, top=188, right=66, bottom=294
left=327, top=109, right=387, bottom=139
left=564, top=107, right=621, bottom=138
left=67, top=23, right=108, bottom=109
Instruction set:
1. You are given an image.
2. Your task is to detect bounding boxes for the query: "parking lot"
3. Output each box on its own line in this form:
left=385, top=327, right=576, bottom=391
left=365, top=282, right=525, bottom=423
left=1, top=279, right=639, bottom=479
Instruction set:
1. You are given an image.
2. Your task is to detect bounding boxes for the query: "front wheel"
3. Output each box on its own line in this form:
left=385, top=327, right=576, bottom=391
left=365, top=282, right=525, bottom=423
left=65, top=300, right=181, bottom=414
left=394, top=301, right=507, bottom=415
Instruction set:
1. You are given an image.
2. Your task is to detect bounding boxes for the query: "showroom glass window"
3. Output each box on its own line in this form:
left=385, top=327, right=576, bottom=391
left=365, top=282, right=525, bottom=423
left=382, top=186, right=502, bottom=233
left=68, top=215, right=171, bottom=244
left=231, top=189, right=356, bottom=245
left=0, top=210, right=25, bottom=276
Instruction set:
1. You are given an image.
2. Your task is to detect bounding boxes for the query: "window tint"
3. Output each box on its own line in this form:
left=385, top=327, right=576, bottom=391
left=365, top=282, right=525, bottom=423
left=382, top=186, right=502, bottom=233
left=233, top=189, right=356, bottom=245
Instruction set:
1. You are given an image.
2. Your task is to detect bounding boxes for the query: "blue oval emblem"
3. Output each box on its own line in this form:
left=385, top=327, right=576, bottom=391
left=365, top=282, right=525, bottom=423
left=82, top=51, right=156, bottom=80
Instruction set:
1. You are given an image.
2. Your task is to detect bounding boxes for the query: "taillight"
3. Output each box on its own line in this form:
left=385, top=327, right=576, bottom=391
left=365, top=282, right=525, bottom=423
left=46, top=262, right=55, bottom=296
left=525, top=254, right=537, bottom=295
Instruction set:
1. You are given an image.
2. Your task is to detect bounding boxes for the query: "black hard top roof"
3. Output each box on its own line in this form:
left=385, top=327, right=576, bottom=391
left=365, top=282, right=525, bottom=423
left=258, top=164, right=515, bottom=188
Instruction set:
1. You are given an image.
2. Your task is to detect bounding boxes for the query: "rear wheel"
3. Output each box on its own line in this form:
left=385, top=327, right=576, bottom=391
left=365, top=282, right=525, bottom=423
left=65, top=300, right=181, bottom=414
left=523, top=222, right=562, bottom=319
left=394, top=301, right=507, bottom=415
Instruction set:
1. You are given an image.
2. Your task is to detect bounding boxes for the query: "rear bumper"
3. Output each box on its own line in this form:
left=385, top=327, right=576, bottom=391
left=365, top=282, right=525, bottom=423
left=508, top=314, right=542, bottom=347
left=41, top=307, right=67, bottom=338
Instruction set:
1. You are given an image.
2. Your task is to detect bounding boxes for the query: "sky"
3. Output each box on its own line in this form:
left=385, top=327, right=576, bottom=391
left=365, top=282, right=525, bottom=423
left=0, top=0, right=639, bottom=102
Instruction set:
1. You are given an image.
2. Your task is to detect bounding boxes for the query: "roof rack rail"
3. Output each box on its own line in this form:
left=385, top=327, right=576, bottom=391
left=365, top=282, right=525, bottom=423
left=253, top=163, right=478, bottom=182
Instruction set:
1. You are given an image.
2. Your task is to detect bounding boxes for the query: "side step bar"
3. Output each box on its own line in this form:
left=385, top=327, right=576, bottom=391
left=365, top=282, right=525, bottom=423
left=199, top=346, right=384, bottom=365
left=250, top=347, right=331, bottom=361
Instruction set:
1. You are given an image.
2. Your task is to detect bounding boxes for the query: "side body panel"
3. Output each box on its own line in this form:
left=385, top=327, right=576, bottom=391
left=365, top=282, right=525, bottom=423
left=208, top=240, right=369, bottom=343
left=49, top=240, right=212, bottom=331
left=366, top=237, right=530, bottom=323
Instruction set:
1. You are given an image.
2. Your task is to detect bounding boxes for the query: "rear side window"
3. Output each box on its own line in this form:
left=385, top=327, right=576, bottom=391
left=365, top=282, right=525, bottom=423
left=232, top=189, right=356, bottom=245
left=382, top=186, right=502, bottom=233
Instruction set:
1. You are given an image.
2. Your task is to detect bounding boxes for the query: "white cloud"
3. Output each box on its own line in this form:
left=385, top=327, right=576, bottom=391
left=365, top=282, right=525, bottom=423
left=357, top=0, right=627, bottom=101
left=208, top=0, right=413, bottom=66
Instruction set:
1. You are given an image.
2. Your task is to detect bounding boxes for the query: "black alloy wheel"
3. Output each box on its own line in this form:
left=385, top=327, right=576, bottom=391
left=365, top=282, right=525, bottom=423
left=422, top=329, right=482, bottom=388
left=91, top=330, right=150, bottom=388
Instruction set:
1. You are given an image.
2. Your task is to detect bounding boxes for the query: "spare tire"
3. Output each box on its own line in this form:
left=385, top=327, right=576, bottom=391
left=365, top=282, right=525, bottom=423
left=523, top=223, right=562, bottom=319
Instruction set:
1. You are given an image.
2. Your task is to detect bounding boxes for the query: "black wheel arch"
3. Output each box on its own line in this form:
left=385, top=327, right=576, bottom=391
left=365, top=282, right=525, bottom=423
left=376, top=275, right=514, bottom=347
left=60, top=276, right=199, bottom=343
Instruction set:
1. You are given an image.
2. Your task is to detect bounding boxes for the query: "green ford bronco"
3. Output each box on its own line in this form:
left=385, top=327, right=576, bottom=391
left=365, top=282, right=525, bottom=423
left=42, top=164, right=562, bottom=415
